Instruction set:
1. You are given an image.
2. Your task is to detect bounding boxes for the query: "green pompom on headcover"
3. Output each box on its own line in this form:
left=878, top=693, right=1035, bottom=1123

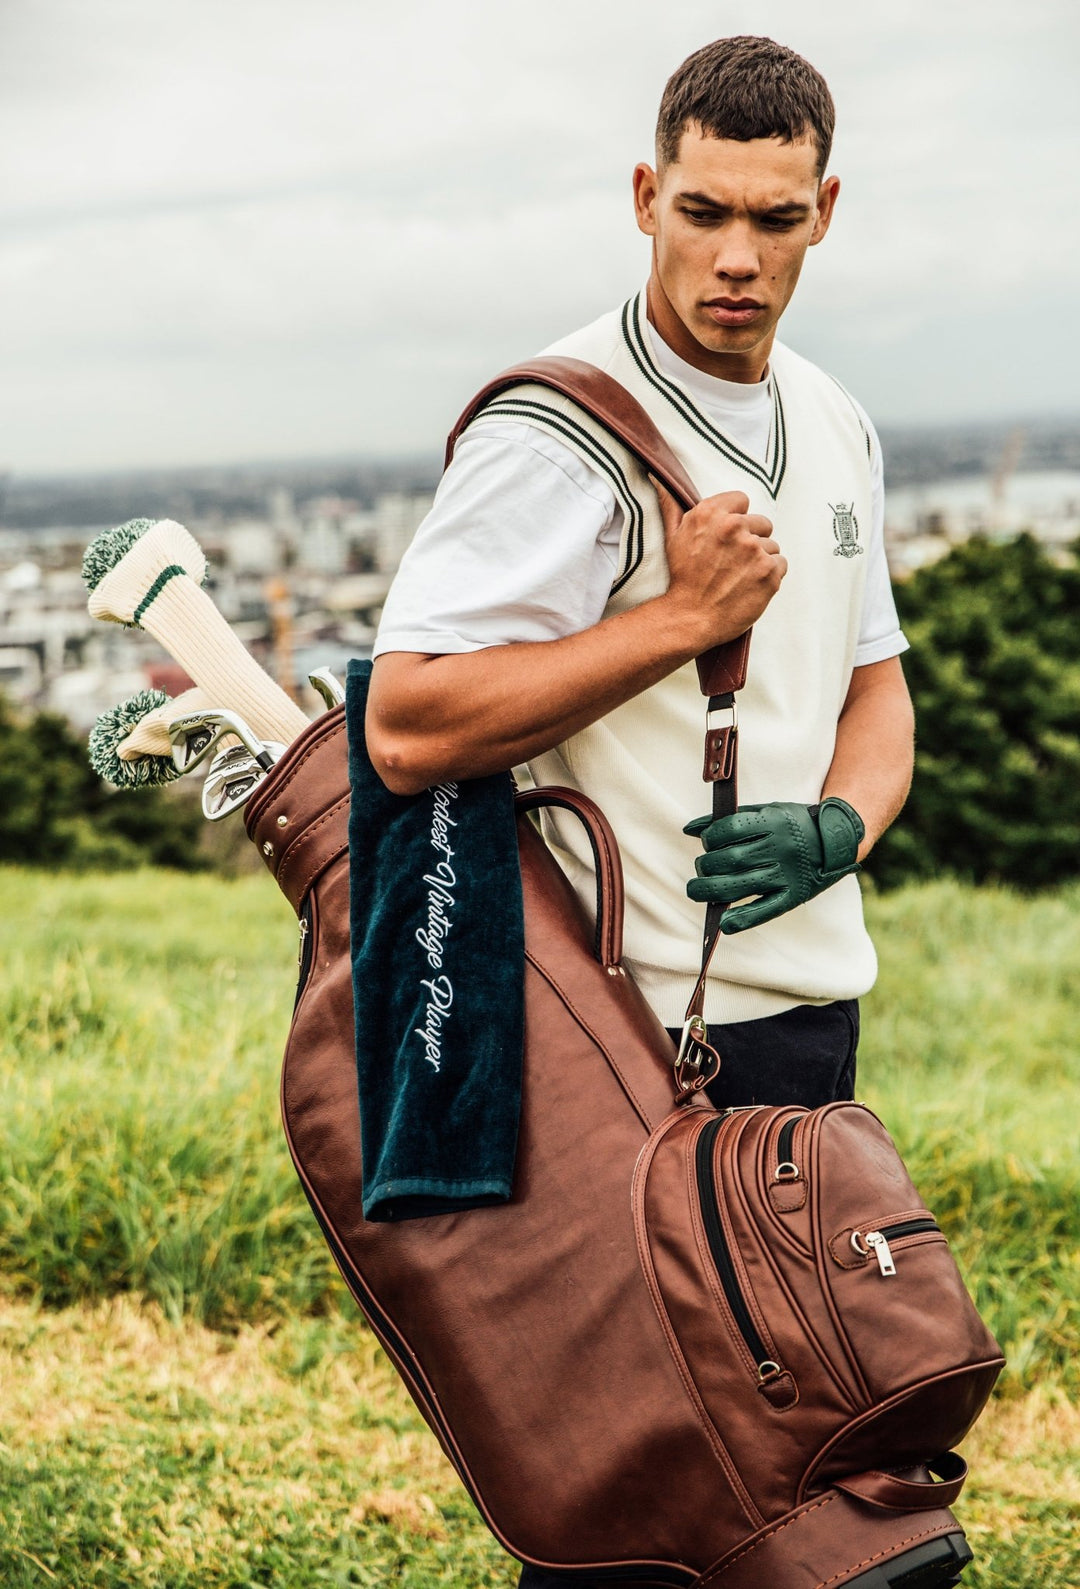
left=81, top=518, right=157, bottom=593
left=89, top=689, right=180, bottom=789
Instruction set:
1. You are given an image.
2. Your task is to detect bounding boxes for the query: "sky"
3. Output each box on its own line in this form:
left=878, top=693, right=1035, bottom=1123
left=2, top=0, right=1077, bottom=475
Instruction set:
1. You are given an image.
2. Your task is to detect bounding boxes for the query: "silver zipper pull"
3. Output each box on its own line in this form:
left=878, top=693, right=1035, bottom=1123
left=297, top=915, right=309, bottom=967
left=865, top=1230, right=896, bottom=1277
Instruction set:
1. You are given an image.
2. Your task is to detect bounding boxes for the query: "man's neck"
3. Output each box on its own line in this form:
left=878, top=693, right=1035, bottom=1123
left=646, top=273, right=773, bottom=385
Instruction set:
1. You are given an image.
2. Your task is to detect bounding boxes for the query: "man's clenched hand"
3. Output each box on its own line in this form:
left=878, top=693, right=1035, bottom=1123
left=684, top=798, right=865, bottom=933
left=652, top=477, right=787, bottom=650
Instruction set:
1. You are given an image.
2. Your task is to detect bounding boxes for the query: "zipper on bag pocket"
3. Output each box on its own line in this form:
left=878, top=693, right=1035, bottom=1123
left=850, top=1217, right=941, bottom=1277
left=294, top=897, right=314, bottom=1009
left=696, top=1118, right=783, bottom=1383
left=772, top=1112, right=802, bottom=1183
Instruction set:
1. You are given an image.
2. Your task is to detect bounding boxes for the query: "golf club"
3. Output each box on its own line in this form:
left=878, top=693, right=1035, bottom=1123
left=201, top=743, right=277, bottom=821
left=168, top=707, right=284, bottom=778
left=308, top=668, right=346, bottom=709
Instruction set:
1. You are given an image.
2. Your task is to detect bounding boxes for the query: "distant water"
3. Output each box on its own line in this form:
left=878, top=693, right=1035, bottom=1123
left=885, top=470, right=1080, bottom=538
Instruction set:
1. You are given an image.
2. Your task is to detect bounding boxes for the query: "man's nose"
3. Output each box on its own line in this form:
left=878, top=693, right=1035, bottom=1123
left=712, top=224, right=759, bottom=281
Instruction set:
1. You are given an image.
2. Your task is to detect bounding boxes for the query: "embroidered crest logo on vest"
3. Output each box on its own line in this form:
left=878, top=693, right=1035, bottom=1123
left=829, top=502, right=863, bottom=558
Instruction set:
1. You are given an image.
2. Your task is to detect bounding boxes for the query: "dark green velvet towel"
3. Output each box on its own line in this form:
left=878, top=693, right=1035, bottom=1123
left=346, top=660, right=525, bottom=1222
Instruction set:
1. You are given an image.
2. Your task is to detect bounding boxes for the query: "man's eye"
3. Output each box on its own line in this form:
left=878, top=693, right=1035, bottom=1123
left=685, top=209, right=721, bottom=225
left=762, top=216, right=799, bottom=231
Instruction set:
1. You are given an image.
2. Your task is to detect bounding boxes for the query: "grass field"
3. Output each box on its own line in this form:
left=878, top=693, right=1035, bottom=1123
left=1, top=867, right=1078, bottom=1586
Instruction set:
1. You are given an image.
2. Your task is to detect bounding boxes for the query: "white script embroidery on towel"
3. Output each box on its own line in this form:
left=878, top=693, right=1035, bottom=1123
left=414, top=975, right=454, bottom=1073
left=414, top=782, right=459, bottom=1072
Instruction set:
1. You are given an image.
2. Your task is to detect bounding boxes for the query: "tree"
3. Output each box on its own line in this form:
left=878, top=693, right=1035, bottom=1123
left=0, top=696, right=207, bottom=870
left=867, top=535, right=1080, bottom=889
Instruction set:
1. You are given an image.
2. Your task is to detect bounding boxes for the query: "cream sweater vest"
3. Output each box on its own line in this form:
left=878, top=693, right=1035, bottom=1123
left=465, top=290, right=879, bottom=1027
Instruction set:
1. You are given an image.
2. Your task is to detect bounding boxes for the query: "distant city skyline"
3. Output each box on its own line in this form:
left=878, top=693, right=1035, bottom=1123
left=2, top=0, right=1077, bottom=475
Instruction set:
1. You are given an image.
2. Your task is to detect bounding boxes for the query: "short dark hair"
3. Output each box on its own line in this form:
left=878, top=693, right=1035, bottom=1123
left=656, top=36, right=835, bottom=175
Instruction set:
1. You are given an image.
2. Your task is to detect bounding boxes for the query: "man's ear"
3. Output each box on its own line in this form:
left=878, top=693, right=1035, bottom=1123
left=633, top=162, right=660, bottom=237
left=810, top=175, right=841, bottom=246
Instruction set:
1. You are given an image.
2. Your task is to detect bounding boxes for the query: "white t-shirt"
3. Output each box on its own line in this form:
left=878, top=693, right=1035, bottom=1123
left=375, top=319, right=907, bottom=666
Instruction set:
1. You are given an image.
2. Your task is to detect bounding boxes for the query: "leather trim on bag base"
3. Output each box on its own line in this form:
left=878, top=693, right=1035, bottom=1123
left=694, top=1487, right=965, bottom=1589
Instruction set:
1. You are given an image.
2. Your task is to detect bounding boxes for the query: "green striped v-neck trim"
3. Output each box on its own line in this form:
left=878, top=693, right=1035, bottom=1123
left=474, top=395, right=646, bottom=594
left=620, top=293, right=787, bottom=499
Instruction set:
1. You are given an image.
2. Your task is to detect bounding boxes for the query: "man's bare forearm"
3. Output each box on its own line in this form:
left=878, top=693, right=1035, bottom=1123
left=368, top=593, right=705, bottom=795
left=821, top=656, right=914, bottom=861
left=367, top=482, right=787, bottom=795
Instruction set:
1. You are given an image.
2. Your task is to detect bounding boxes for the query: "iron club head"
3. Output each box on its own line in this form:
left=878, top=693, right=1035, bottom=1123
left=167, top=708, right=279, bottom=776
left=200, top=742, right=285, bottom=821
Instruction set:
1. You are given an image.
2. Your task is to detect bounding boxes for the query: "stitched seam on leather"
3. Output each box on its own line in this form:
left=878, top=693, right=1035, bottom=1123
left=277, top=1115, right=530, bottom=1566
left=841, top=1465, right=962, bottom=1504
left=830, top=1225, right=945, bottom=1269
left=517, top=791, right=621, bottom=966
left=759, top=1373, right=799, bottom=1413
left=846, top=1206, right=930, bottom=1233
left=293, top=836, right=350, bottom=906
left=721, top=1115, right=778, bottom=1359
left=689, top=1128, right=759, bottom=1378
left=277, top=800, right=350, bottom=900
left=809, top=1111, right=873, bottom=1406
left=250, top=718, right=346, bottom=834
left=797, top=1359, right=1001, bottom=1503
left=879, top=1457, right=962, bottom=1478
left=699, top=1494, right=835, bottom=1584
left=631, top=1118, right=765, bottom=1533
left=275, top=791, right=346, bottom=876
left=744, top=1201, right=854, bottom=1412
left=815, top=1526, right=956, bottom=1589
left=828, top=1233, right=868, bottom=1270
left=276, top=792, right=350, bottom=891
left=255, top=727, right=341, bottom=823
left=523, top=951, right=652, bottom=1129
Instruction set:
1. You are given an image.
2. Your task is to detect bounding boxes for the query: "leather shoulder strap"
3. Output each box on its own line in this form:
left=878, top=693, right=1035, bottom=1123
left=447, top=354, right=750, bottom=1071
left=445, top=355, right=750, bottom=695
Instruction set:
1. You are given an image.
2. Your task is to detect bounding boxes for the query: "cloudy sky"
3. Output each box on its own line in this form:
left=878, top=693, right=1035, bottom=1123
left=2, top=0, right=1077, bottom=475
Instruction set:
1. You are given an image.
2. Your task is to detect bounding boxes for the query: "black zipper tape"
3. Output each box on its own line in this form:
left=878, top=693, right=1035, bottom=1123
left=775, top=1114, right=799, bottom=1169
left=877, top=1217, right=940, bottom=1241
left=695, top=1118, right=774, bottom=1372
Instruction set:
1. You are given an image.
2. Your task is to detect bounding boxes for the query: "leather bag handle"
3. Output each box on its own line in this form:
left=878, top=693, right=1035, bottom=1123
left=514, top=786, right=623, bottom=970
left=832, top=1453, right=968, bottom=1512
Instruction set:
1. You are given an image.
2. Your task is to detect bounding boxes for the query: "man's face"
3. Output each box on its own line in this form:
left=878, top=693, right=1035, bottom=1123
left=633, top=126, right=839, bottom=380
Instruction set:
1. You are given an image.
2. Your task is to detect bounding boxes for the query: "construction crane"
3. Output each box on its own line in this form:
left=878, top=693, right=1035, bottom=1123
left=990, top=426, right=1026, bottom=534
left=264, top=576, right=297, bottom=704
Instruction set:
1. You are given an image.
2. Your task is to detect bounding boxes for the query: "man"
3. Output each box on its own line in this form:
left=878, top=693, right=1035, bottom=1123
left=368, top=34, right=914, bottom=1581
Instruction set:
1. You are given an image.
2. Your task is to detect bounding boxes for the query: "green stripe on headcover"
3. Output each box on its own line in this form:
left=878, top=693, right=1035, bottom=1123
left=133, top=565, right=187, bottom=625
left=89, top=690, right=180, bottom=788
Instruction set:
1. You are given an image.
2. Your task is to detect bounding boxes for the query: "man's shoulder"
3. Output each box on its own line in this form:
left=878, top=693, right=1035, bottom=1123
left=772, top=339, right=877, bottom=454
left=537, top=301, right=627, bottom=368
left=771, top=336, right=850, bottom=394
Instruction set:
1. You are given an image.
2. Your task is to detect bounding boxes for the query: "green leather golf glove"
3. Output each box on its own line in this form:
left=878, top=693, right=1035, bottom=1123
left=684, top=798, right=865, bottom=934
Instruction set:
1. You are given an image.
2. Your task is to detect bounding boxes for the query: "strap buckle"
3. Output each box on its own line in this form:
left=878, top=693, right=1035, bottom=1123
left=703, top=696, right=739, bottom=785
left=706, top=702, right=738, bottom=733
left=674, top=1016, right=721, bottom=1104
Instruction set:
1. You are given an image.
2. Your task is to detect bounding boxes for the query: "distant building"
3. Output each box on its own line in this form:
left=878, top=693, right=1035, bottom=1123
left=885, top=470, right=1080, bottom=576
left=373, top=492, right=433, bottom=573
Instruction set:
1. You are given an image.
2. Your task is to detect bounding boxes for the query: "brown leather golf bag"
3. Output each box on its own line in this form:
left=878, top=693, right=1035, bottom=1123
left=244, top=362, right=1003, bottom=1588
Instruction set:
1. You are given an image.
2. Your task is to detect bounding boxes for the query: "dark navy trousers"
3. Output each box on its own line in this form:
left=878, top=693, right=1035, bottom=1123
left=516, top=998, right=860, bottom=1589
